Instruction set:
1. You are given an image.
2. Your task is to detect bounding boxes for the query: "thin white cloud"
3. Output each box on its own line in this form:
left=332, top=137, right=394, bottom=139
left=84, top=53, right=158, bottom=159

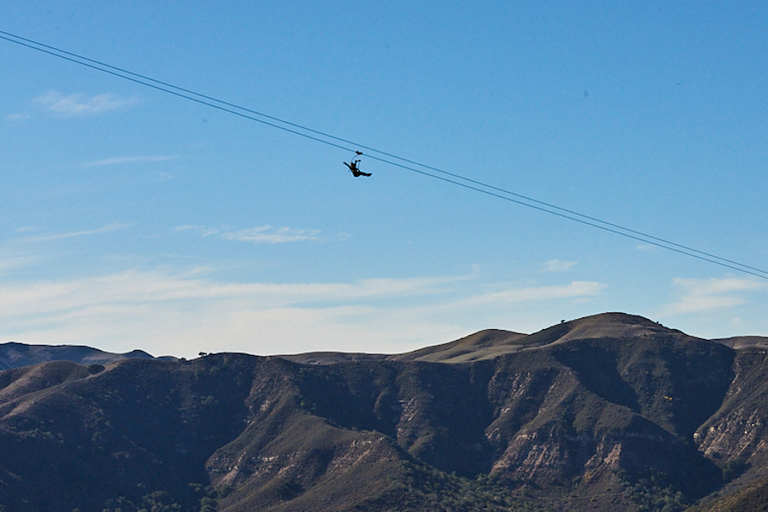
left=0, top=269, right=604, bottom=358
left=222, top=226, right=321, bottom=244
left=542, top=259, right=577, bottom=272
left=662, top=277, right=765, bottom=315
left=21, top=222, right=133, bottom=243
left=0, top=251, right=42, bottom=274
left=178, top=224, right=322, bottom=244
left=5, top=113, right=30, bottom=121
left=81, top=156, right=179, bottom=168
left=449, top=281, right=604, bottom=310
left=34, top=92, right=138, bottom=117
left=175, top=225, right=224, bottom=237
left=0, top=269, right=470, bottom=317
left=0, top=269, right=468, bottom=355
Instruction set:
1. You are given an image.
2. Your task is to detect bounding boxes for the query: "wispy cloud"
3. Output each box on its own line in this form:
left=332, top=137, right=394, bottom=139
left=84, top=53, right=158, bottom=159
left=449, top=281, right=604, bottom=310
left=542, top=259, right=577, bottom=272
left=175, top=225, right=222, bottom=237
left=0, top=269, right=467, bottom=315
left=222, top=226, right=321, bottom=244
left=0, top=268, right=604, bottom=358
left=174, top=225, right=216, bottom=236
left=34, top=92, right=138, bottom=117
left=5, top=113, right=30, bottom=121
left=0, top=269, right=469, bottom=354
left=15, top=226, right=39, bottom=234
left=21, top=222, right=133, bottom=243
left=0, top=250, right=42, bottom=274
left=178, top=225, right=322, bottom=244
left=81, top=156, right=179, bottom=168
left=662, top=277, right=765, bottom=315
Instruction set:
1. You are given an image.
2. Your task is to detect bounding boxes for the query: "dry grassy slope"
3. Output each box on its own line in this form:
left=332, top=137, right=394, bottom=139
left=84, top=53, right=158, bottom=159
left=277, top=313, right=766, bottom=366
left=391, top=329, right=528, bottom=363
left=280, top=312, right=679, bottom=365
left=711, top=336, right=768, bottom=350
left=1, top=313, right=768, bottom=512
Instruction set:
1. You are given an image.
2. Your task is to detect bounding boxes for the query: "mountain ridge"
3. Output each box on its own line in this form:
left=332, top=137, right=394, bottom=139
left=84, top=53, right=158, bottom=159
left=4, top=313, right=766, bottom=370
left=0, top=341, right=175, bottom=371
left=2, top=312, right=768, bottom=511
left=280, top=312, right=765, bottom=365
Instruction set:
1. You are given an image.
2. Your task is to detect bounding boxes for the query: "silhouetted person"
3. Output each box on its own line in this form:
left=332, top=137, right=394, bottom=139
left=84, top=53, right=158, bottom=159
left=344, top=159, right=371, bottom=177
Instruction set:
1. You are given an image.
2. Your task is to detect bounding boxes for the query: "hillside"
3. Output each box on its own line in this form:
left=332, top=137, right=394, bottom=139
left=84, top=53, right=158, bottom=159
left=280, top=313, right=694, bottom=365
left=0, top=341, right=171, bottom=370
left=1, top=313, right=768, bottom=511
left=687, top=473, right=768, bottom=512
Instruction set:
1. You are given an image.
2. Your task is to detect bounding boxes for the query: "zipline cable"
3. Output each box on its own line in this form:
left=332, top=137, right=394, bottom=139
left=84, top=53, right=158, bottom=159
left=364, top=154, right=768, bottom=281
left=2, top=29, right=766, bottom=280
left=0, top=32, right=355, bottom=153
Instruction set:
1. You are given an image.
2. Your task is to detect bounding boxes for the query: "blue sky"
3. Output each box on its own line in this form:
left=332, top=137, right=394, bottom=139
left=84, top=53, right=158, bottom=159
left=1, top=2, right=766, bottom=358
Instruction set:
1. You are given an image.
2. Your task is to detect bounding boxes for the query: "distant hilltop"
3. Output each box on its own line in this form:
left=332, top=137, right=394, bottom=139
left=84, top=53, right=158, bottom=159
left=0, top=341, right=176, bottom=371
left=280, top=311, right=768, bottom=365
left=3, top=312, right=767, bottom=370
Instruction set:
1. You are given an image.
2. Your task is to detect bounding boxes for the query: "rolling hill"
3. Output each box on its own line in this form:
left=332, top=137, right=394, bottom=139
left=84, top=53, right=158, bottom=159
left=0, top=341, right=173, bottom=371
left=1, top=312, right=768, bottom=511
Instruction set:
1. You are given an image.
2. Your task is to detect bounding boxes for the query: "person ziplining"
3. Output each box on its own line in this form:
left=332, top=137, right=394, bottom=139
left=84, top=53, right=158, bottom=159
left=4, top=30, right=767, bottom=281
left=344, top=151, right=371, bottom=177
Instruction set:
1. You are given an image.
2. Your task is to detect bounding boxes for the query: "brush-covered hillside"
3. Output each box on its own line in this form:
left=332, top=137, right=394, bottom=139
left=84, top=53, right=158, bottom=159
left=1, top=313, right=768, bottom=512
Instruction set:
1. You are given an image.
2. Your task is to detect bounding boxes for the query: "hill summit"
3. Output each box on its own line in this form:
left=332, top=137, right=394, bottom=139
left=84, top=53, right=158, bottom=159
left=283, top=312, right=697, bottom=366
